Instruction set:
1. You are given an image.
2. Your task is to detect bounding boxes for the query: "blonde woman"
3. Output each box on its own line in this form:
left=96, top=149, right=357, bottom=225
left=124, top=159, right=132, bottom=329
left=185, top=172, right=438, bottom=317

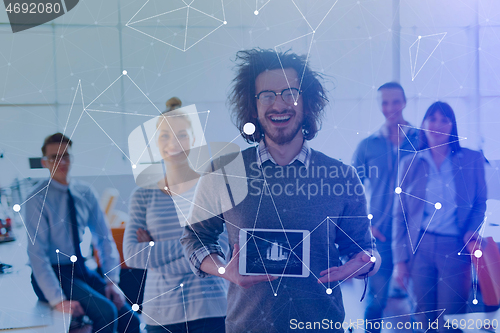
left=124, top=98, right=228, bottom=333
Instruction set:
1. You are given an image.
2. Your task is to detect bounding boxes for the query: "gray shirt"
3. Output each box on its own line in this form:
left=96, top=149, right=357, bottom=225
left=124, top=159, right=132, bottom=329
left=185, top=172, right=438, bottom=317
left=25, top=179, right=120, bottom=306
left=181, top=146, right=373, bottom=332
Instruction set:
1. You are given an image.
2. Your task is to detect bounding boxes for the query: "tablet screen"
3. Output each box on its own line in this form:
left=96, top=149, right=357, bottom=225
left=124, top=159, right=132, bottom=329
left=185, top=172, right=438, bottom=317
left=239, top=228, right=310, bottom=277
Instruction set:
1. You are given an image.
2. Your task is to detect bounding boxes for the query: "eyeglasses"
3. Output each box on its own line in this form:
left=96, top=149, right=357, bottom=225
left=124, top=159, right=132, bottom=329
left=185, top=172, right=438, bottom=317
left=255, top=88, right=302, bottom=106
left=42, top=154, right=72, bottom=164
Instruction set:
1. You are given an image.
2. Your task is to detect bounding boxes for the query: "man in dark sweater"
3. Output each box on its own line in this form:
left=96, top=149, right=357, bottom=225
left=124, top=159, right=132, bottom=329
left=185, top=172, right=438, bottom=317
left=181, top=49, right=380, bottom=332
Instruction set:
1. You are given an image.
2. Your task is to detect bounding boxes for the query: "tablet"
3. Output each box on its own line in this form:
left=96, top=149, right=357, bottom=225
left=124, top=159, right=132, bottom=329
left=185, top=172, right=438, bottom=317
left=239, top=228, right=310, bottom=278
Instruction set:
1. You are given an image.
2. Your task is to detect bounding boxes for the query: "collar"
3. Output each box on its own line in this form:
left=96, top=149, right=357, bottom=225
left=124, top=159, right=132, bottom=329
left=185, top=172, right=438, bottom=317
left=255, top=139, right=311, bottom=169
left=49, top=178, right=70, bottom=192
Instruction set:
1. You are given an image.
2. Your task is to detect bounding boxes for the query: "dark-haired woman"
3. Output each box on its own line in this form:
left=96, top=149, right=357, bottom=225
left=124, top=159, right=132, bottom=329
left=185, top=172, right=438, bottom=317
left=392, top=102, right=486, bottom=332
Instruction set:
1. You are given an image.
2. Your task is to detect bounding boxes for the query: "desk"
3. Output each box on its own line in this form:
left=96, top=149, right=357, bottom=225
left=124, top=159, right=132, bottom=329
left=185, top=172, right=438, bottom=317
left=0, top=226, right=69, bottom=332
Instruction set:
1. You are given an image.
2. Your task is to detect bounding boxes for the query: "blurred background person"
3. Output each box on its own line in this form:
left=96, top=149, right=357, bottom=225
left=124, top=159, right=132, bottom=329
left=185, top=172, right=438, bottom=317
left=123, top=97, right=228, bottom=333
left=26, top=133, right=140, bottom=333
left=353, top=82, right=417, bottom=333
left=392, top=102, right=487, bottom=332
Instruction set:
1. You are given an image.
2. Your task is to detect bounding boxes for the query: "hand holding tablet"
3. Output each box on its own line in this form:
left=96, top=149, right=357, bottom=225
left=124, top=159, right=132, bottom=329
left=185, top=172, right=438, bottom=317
left=318, top=250, right=378, bottom=283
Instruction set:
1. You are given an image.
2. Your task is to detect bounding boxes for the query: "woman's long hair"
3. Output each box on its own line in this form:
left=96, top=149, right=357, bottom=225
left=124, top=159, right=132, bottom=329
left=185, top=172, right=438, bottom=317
left=228, top=48, right=328, bottom=143
left=419, top=101, right=461, bottom=154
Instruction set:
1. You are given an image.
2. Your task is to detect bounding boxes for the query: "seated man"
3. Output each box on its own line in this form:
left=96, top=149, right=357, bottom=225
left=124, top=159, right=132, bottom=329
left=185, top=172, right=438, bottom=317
left=25, top=133, right=140, bottom=333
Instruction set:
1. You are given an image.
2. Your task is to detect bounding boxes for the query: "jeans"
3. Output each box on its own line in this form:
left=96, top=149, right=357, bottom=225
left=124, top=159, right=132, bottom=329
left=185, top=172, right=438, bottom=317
left=32, top=265, right=141, bottom=333
left=364, top=239, right=393, bottom=333
left=146, top=316, right=226, bottom=333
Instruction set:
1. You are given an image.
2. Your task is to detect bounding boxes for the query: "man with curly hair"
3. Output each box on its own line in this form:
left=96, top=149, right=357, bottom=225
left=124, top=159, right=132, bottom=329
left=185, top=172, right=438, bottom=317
left=181, top=49, right=380, bottom=332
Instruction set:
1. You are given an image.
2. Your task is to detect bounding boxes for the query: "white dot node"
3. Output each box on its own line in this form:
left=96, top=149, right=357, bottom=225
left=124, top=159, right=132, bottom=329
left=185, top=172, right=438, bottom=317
left=149, top=241, right=155, bottom=247
left=223, top=21, right=227, bottom=24
left=435, top=202, right=442, bottom=210
left=180, top=283, right=184, bottom=287
left=243, top=122, right=256, bottom=135
left=474, top=250, right=483, bottom=258
left=131, top=304, right=140, bottom=312
left=218, top=267, right=226, bottom=275
left=254, top=10, right=259, bottom=15
left=13, top=204, right=21, bottom=212
left=70, top=255, right=77, bottom=263
left=294, top=102, right=298, bottom=106
left=274, top=293, right=277, bottom=296
left=395, top=187, right=402, bottom=194
left=367, top=214, right=373, bottom=220
left=326, top=288, right=332, bottom=294
left=164, top=187, right=168, bottom=191
left=132, top=164, right=137, bottom=169
left=418, top=36, right=422, bottom=39
left=122, top=70, right=127, bottom=75
left=56, top=249, right=60, bottom=253
left=313, top=30, right=316, bottom=34
left=473, top=299, right=478, bottom=305
left=370, top=256, right=377, bottom=263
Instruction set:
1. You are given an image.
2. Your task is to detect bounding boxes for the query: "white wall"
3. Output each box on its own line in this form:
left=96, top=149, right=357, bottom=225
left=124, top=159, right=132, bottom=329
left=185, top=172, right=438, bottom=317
left=0, top=0, right=498, bottom=187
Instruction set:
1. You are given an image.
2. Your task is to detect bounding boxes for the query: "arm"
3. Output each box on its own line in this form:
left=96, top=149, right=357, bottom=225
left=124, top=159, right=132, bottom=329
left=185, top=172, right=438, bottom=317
left=391, top=158, right=412, bottom=289
left=319, top=166, right=380, bottom=283
left=25, top=194, right=66, bottom=306
left=464, top=151, right=487, bottom=239
left=352, top=140, right=367, bottom=184
left=199, top=243, right=277, bottom=288
left=391, top=157, right=411, bottom=265
left=123, top=189, right=185, bottom=270
left=352, top=139, right=387, bottom=241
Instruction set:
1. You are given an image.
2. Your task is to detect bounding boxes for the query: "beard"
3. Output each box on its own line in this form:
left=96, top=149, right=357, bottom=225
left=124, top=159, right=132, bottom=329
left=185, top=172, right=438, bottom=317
left=258, top=110, right=304, bottom=145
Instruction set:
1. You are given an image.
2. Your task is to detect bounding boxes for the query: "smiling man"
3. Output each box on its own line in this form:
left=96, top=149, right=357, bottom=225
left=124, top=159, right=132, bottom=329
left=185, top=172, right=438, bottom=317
left=181, top=49, right=380, bottom=332
left=25, top=133, right=140, bottom=333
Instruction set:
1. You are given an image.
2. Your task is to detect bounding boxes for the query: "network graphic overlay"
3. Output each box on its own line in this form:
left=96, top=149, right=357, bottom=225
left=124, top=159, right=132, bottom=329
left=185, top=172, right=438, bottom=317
left=126, top=0, right=227, bottom=52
